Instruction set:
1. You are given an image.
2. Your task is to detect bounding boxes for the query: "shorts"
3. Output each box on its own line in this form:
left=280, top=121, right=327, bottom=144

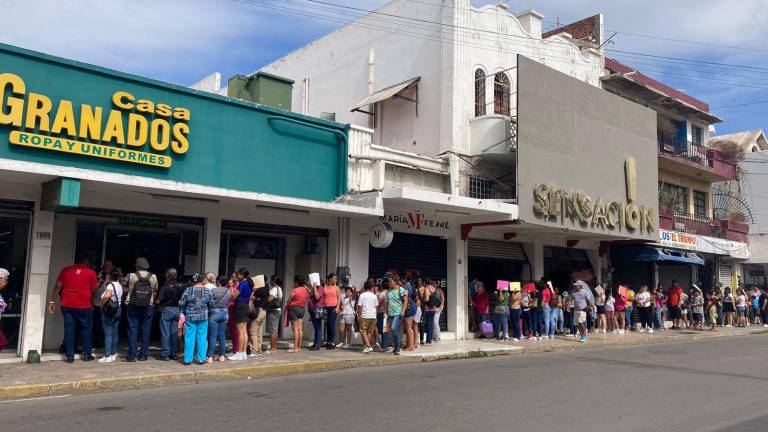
left=693, top=312, right=703, bottom=323
left=234, top=302, right=252, bottom=323
left=723, top=303, right=735, bottom=313
left=341, top=314, right=355, bottom=325
left=265, top=310, right=281, bottom=335
left=359, top=318, right=375, bottom=335
left=737, top=306, right=746, bottom=317
left=668, top=306, right=681, bottom=320
left=596, top=305, right=606, bottom=315
left=288, top=306, right=305, bottom=322
left=575, top=311, right=587, bottom=325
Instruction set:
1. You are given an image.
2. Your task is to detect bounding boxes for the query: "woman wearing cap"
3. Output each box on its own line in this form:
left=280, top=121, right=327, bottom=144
left=229, top=269, right=254, bottom=361
left=0, top=268, right=9, bottom=352
left=178, top=273, right=214, bottom=365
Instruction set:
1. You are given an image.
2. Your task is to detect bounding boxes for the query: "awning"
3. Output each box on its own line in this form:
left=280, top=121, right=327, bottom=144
left=613, top=245, right=705, bottom=265
left=351, top=77, right=420, bottom=111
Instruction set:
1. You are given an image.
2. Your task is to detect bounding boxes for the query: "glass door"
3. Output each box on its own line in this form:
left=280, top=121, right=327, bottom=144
left=0, top=214, right=31, bottom=354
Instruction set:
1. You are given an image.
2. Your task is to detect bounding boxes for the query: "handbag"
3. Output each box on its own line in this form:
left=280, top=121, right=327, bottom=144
left=102, top=283, right=120, bottom=319
left=310, top=307, right=327, bottom=320
left=494, top=305, right=506, bottom=315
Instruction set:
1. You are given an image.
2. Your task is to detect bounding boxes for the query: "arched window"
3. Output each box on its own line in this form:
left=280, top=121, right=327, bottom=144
left=474, top=69, right=486, bottom=117
left=494, top=73, right=511, bottom=116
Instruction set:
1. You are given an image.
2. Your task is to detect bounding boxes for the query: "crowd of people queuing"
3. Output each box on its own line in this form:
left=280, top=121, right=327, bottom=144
left=468, top=276, right=768, bottom=343
left=48, top=255, right=446, bottom=364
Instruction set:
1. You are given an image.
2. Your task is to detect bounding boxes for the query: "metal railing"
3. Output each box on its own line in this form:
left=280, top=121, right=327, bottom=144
left=657, top=133, right=710, bottom=167
left=460, top=174, right=516, bottom=200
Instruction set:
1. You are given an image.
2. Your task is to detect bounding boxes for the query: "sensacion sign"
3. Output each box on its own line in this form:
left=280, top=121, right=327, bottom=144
left=532, top=156, right=655, bottom=234
left=0, top=73, right=189, bottom=168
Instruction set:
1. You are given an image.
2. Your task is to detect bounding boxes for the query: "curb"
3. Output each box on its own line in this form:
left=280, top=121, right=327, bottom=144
left=0, top=331, right=754, bottom=400
left=0, top=348, right=523, bottom=401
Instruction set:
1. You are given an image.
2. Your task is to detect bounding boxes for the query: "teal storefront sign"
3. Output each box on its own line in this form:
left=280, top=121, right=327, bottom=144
left=0, top=43, right=348, bottom=202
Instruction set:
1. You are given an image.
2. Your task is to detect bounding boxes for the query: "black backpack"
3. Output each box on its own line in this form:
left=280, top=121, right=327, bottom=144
left=102, top=283, right=120, bottom=318
left=130, top=273, right=154, bottom=307
left=427, top=288, right=442, bottom=308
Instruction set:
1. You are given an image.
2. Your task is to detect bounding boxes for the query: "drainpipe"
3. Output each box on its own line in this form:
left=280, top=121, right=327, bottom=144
left=302, top=77, right=310, bottom=115
left=368, top=48, right=375, bottom=129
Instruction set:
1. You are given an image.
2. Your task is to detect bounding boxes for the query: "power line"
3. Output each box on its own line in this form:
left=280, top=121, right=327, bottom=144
left=713, top=100, right=768, bottom=109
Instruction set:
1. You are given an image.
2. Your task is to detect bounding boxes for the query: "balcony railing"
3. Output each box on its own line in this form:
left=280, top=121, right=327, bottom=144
left=459, top=174, right=516, bottom=201
left=659, top=208, right=748, bottom=242
left=657, top=133, right=737, bottom=180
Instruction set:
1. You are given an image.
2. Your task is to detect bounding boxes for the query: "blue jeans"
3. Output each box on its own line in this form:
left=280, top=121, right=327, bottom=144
left=531, top=309, right=542, bottom=336
left=184, top=320, right=208, bottom=363
left=311, top=314, right=324, bottom=347
left=208, top=308, right=228, bottom=357
left=127, top=305, right=154, bottom=360
left=542, top=304, right=553, bottom=336
left=510, top=308, right=522, bottom=339
left=325, top=307, right=337, bottom=345
left=62, top=307, right=92, bottom=360
left=493, top=306, right=510, bottom=338
left=388, top=315, right=403, bottom=353
left=654, top=307, right=663, bottom=329
left=101, top=308, right=121, bottom=357
left=522, top=309, right=532, bottom=336
left=377, top=312, right=389, bottom=348
left=554, top=307, right=564, bottom=333
left=625, top=305, right=634, bottom=329
left=159, top=307, right=179, bottom=358
left=566, top=310, right=577, bottom=335
left=425, top=310, right=436, bottom=343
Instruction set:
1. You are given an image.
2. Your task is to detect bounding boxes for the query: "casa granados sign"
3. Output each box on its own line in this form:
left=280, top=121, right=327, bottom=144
left=0, top=72, right=190, bottom=168
left=532, top=156, right=654, bottom=234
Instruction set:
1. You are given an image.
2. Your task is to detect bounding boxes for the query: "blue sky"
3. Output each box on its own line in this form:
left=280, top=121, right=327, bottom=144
left=3, top=0, right=767, bottom=135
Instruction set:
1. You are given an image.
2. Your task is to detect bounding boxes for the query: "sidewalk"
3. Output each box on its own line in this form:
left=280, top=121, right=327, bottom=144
left=0, top=326, right=759, bottom=400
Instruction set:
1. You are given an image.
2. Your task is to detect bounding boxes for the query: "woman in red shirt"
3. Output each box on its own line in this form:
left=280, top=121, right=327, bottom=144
left=285, top=276, right=310, bottom=353
left=471, top=282, right=489, bottom=338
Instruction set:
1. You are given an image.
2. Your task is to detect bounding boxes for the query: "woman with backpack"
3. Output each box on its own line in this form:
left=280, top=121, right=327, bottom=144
left=178, top=273, right=214, bottom=365
left=285, top=275, right=310, bottom=353
left=98, top=270, right=123, bottom=363
left=424, top=279, right=441, bottom=346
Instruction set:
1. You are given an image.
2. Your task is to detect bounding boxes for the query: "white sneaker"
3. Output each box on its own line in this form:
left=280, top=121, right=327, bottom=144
left=342, top=343, right=350, bottom=349
left=649, top=328, right=654, bottom=334
left=619, top=330, right=625, bottom=335
left=639, top=328, right=646, bottom=333
left=98, top=356, right=111, bottom=363
left=228, top=352, right=245, bottom=361
left=362, top=347, right=372, bottom=354
left=110, top=355, right=117, bottom=362
left=512, top=338, right=520, bottom=342
left=335, top=342, right=344, bottom=348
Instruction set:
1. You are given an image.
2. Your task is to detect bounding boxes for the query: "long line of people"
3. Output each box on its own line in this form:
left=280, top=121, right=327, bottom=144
left=468, top=277, right=768, bottom=343
left=49, top=256, right=448, bottom=363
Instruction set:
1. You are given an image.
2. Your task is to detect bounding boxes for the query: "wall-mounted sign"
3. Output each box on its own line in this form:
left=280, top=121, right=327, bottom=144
left=659, top=229, right=749, bottom=259
left=532, top=157, right=654, bottom=234
left=380, top=212, right=450, bottom=231
left=369, top=222, right=394, bottom=248
left=119, top=216, right=168, bottom=229
left=1, top=73, right=189, bottom=168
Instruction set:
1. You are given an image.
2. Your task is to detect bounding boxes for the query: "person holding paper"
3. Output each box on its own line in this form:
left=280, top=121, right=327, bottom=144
left=510, top=286, right=522, bottom=341
left=493, top=288, right=510, bottom=340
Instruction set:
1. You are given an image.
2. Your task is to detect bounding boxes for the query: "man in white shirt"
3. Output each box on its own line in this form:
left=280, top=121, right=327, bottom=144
left=357, top=281, right=379, bottom=353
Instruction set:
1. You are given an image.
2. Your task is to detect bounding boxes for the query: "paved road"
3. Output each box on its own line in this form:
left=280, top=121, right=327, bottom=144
left=2, top=335, right=767, bottom=432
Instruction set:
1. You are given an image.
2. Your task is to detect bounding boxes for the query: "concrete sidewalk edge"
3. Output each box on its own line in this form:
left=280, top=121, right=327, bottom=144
left=0, top=330, right=756, bottom=400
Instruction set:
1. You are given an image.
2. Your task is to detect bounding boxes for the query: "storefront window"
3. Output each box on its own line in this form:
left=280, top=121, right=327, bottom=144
left=0, top=214, right=30, bottom=354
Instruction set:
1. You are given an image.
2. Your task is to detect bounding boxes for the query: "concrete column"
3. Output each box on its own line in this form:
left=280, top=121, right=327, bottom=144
left=446, top=235, right=467, bottom=339
left=523, top=240, right=545, bottom=280
left=203, top=215, right=221, bottom=274
left=19, top=201, right=54, bottom=361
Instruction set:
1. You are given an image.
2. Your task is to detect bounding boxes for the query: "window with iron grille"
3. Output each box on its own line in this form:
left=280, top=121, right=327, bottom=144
left=691, top=125, right=703, bottom=146
left=494, top=73, right=510, bottom=116
left=469, top=175, right=494, bottom=199
left=661, top=182, right=689, bottom=215
left=693, top=190, right=707, bottom=219
left=474, top=69, right=486, bottom=117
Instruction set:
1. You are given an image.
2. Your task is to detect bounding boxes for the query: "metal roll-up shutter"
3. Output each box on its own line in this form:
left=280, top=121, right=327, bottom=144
left=718, top=263, right=733, bottom=287
left=468, top=239, right=527, bottom=262
left=369, top=232, right=448, bottom=330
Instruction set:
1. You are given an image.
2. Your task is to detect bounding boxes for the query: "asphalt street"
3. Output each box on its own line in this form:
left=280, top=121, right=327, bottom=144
left=2, top=335, right=767, bottom=432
